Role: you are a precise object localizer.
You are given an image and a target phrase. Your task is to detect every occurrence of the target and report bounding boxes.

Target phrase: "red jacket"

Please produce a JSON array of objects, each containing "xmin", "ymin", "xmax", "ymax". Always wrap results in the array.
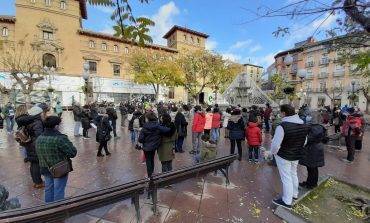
[
  {"xmin": 245, "ymin": 122, "xmax": 262, "ymax": 146},
  {"xmin": 192, "ymin": 112, "xmax": 206, "ymax": 133},
  {"xmin": 212, "ymin": 113, "xmax": 221, "ymax": 128}
]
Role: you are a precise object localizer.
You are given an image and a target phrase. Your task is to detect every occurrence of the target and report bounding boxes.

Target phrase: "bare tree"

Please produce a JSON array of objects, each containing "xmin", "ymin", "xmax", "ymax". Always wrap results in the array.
[
  {"xmin": 324, "ymin": 85, "xmax": 343, "ymax": 107},
  {"xmin": 0, "ymin": 38, "xmax": 47, "ymax": 105}
]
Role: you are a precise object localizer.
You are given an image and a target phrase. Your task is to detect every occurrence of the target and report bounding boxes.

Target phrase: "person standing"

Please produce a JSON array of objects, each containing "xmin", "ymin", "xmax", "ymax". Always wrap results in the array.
[
  {"xmin": 227, "ymin": 109, "xmax": 245, "ymax": 161},
  {"xmin": 299, "ymin": 114, "xmax": 327, "ymax": 189},
  {"xmin": 222, "ymin": 107, "xmax": 231, "ymax": 138},
  {"xmin": 0, "ymin": 106, "xmax": 4, "ymax": 148},
  {"xmin": 119, "ymin": 102, "xmax": 128, "ymax": 127},
  {"xmin": 96, "ymin": 108, "xmax": 112, "ymax": 157},
  {"xmin": 80, "ymin": 105, "xmax": 91, "ymax": 139},
  {"xmin": 203, "ymin": 107, "xmax": 213, "ymax": 137},
  {"xmin": 158, "ymin": 113, "xmax": 176, "ymax": 172},
  {"xmin": 106, "ymin": 103, "xmax": 119, "ymax": 139},
  {"xmin": 332, "ymin": 108, "xmax": 341, "ymax": 133},
  {"xmin": 36, "ymin": 116, "xmax": 77, "ymax": 203},
  {"xmin": 3, "ymin": 102, "xmax": 15, "ymax": 134},
  {"xmin": 354, "ymin": 108, "xmax": 366, "ymax": 152},
  {"xmin": 138, "ymin": 112, "xmax": 170, "ymax": 178},
  {"xmin": 174, "ymin": 107, "xmax": 188, "ymax": 153},
  {"xmin": 268, "ymin": 104, "xmax": 309, "ymax": 209},
  {"xmin": 128, "ymin": 110, "xmax": 143, "ymax": 144},
  {"xmin": 191, "ymin": 106, "xmax": 205, "ymax": 156},
  {"xmin": 245, "ymin": 116, "xmax": 262, "ymax": 163},
  {"xmin": 72, "ymin": 103, "xmax": 82, "ymax": 137},
  {"xmin": 211, "ymin": 107, "xmax": 221, "ymax": 143},
  {"xmin": 263, "ymin": 103, "xmax": 272, "ymax": 132},
  {"xmin": 54, "ymin": 101, "xmax": 63, "ymax": 118}
]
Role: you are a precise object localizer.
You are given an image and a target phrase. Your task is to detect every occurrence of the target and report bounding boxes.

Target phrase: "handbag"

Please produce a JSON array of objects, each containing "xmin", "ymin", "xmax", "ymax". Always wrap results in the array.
[{"xmin": 48, "ymin": 160, "xmax": 72, "ymax": 178}]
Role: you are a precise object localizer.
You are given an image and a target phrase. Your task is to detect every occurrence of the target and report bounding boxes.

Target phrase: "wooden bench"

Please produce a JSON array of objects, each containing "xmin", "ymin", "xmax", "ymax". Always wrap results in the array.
[
  {"xmin": 0, "ymin": 178, "xmax": 149, "ymax": 223},
  {"xmin": 149, "ymin": 154, "xmax": 238, "ymax": 213}
]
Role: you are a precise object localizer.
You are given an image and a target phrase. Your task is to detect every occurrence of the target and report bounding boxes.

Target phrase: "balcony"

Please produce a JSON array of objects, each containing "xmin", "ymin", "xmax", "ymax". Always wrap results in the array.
[
  {"xmin": 306, "ymin": 74, "xmax": 314, "ymax": 79},
  {"xmin": 305, "ymin": 61, "xmax": 315, "ymax": 68},
  {"xmin": 319, "ymin": 58, "xmax": 330, "ymax": 66},
  {"xmin": 318, "ymin": 72, "xmax": 328, "ymax": 79},
  {"xmin": 333, "ymin": 70, "xmax": 345, "ymax": 77}
]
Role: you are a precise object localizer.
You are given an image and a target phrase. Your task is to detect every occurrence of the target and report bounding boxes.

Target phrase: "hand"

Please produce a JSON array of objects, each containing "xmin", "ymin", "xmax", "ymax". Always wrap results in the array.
[{"xmin": 263, "ymin": 150, "xmax": 272, "ymax": 159}]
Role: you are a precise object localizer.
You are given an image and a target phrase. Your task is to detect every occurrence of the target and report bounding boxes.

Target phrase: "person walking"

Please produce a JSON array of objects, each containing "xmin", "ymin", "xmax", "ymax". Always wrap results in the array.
[
  {"xmin": 72, "ymin": 103, "xmax": 82, "ymax": 137},
  {"xmin": 227, "ymin": 109, "xmax": 245, "ymax": 161},
  {"xmin": 81, "ymin": 105, "xmax": 92, "ymax": 139},
  {"xmin": 245, "ymin": 116, "xmax": 262, "ymax": 163},
  {"xmin": 174, "ymin": 106, "xmax": 188, "ymax": 153},
  {"xmin": 138, "ymin": 112, "xmax": 170, "ymax": 178},
  {"xmin": 158, "ymin": 113, "xmax": 176, "ymax": 172},
  {"xmin": 191, "ymin": 106, "xmax": 205, "ymax": 155},
  {"xmin": 36, "ymin": 116, "xmax": 77, "ymax": 203},
  {"xmin": 54, "ymin": 101, "xmax": 63, "ymax": 118},
  {"xmin": 263, "ymin": 103, "xmax": 272, "ymax": 132},
  {"xmin": 3, "ymin": 102, "xmax": 15, "ymax": 134},
  {"xmin": 299, "ymin": 113, "xmax": 328, "ymax": 190},
  {"xmin": 211, "ymin": 107, "xmax": 221, "ymax": 143},
  {"xmin": 106, "ymin": 103, "xmax": 119, "ymax": 139},
  {"xmin": 96, "ymin": 108, "xmax": 112, "ymax": 157},
  {"xmin": 268, "ymin": 104, "xmax": 310, "ymax": 209},
  {"xmin": 16, "ymin": 105, "xmax": 45, "ymax": 188}
]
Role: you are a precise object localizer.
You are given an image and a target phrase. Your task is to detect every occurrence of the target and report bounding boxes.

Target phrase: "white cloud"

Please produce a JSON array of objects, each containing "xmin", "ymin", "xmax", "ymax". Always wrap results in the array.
[
  {"xmin": 205, "ymin": 39, "xmax": 218, "ymax": 50},
  {"xmin": 100, "ymin": 26, "xmax": 115, "ymax": 35},
  {"xmin": 249, "ymin": 44, "xmax": 262, "ymax": 53},
  {"xmin": 150, "ymin": 1, "xmax": 180, "ymax": 44},
  {"xmin": 222, "ymin": 53, "xmax": 242, "ymax": 62},
  {"xmin": 95, "ymin": 5, "xmax": 114, "ymax": 14},
  {"xmin": 229, "ymin": 40, "xmax": 253, "ymax": 50}
]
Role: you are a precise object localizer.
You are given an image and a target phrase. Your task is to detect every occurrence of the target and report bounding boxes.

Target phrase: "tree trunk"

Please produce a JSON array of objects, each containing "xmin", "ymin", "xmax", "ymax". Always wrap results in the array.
[
  {"xmin": 24, "ymin": 93, "xmax": 31, "ymax": 107},
  {"xmin": 155, "ymin": 84, "xmax": 160, "ymax": 103},
  {"xmin": 215, "ymin": 91, "xmax": 218, "ymax": 103},
  {"xmin": 343, "ymin": 0, "xmax": 370, "ymax": 32}
]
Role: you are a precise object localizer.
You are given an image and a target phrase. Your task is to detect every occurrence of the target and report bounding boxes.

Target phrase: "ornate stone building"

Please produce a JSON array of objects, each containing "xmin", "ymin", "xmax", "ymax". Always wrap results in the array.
[{"xmin": 0, "ymin": 0, "xmax": 208, "ymax": 105}]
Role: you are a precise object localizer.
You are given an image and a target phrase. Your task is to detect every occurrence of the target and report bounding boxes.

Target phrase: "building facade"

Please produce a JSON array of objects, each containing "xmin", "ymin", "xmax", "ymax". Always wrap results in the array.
[
  {"xmin": 0, "ymin": 0, "xmax": 208, "ymax": 105},
  {"xmin": 274, "ymin": 36, "xmax": 367, "ymax": 111},
  {"xmin": 242, "ymin": 63, "xmax": 264, "ymax": 84}
]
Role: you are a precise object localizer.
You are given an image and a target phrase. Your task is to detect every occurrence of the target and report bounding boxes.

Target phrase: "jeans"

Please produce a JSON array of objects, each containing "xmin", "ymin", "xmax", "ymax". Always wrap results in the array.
[
  {"xmin": 264, "ymin": 118, "xmax": 270, "ymax": 132},
  {"xmin": 345, "ymin": 136, "xmax": 356, "ymax": 161},
  {"xmin": 192, "ymin": 132, "xmax": 202, "ymax": 152},
  {"xmin": 144, "ymin": 150, "xmax": 156, "ymax": 178},
  {"xmin": 6, "ymin": 117, "xmax": 14, "ymax": 133},
  {"xmin": 275, "ymin": 155, "xmax": 299, "ymax": 205},
  {"xmin": 30, "ymin": 161, "xmax": 43, "ymax": 184},
  {"xmin": 176, "ymin": 136, "xmax": 185, "ymax": 152},
  {"xmin": 74, "ymin": 121, "xmax": 81, "ymax": 136},
  {"xmin": 98, "ymin": 141, "xmax": 109, "ymax": 155},
  {"xmin": 131, "ymin": 130, "xmax": 139, "ymax": 144},
  {"xmin": 211, "ymin": 128, "xmax": 220, "ymax": 142},
  {"xmin": 43, "ymin": 172, "xmax": 68, "ymax": 203},
  {"xmin": 161, "ymin": 160, "xmax": 173, "ymax": 173},
  {"xmin": 248, "ymin": 146, "xmax": 259, "ymax": 160},
  {"xmin": 230, "ymin": 139, "xmax": 242, "ymax": 159},
  {"xmin": 305, "ymin": 166, "xmax": 318, "ymax": 187}
]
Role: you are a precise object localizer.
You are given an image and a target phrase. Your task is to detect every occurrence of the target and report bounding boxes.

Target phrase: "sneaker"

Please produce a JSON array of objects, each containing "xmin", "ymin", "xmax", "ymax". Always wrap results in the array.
[
  {"xmin": 106, "ymin": 152, "xmax": 111, "ymax": 156},
  {"xmin": 293, "ymin": 197, "xmax": 298, "ymax": 201},
  {"xmin": 272, "ymin": 198, "xmax": 292, "ymax": 209},
  {"xmin": 299, "ymin": 182, "xmax": 307, "ymax": 188},
  {"xmin": 82, "ymin": 137, "xmax": 90, "ymax": 140},
  {"xmin": 248, "ymin": 159, "xmax": 253, "ymax": 163},
  {"xmin": 341, "ymin": 158, "xmax": 353, "ymax": 163},
  {"xmin": 33, "ymin": 182, "xmax": 45, "ymax": 189},
  {"xmin": 97, "ymin": 153, "xmax": 104, "ymax": 157},
  {"xmin": 189, "ymin": 150, "xmax": 196, "ymax": 155}
]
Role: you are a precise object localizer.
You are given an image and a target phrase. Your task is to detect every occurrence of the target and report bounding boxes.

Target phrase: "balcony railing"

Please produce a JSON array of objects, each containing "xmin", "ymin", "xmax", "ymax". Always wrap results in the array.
[
  {"xmin": 333, "ymin": 70, "xmax": 345, "ymax": 77},
  {"xmin": 319, "ymin": 58, "xmax": 330, "ymax": 65},
  {"xmin": 318, "ymin": 72, "xmax": 329, "ymax": 78},
  {"xmin": 305, "ymin": 61, "xmax": 315, "ymax": 68}
]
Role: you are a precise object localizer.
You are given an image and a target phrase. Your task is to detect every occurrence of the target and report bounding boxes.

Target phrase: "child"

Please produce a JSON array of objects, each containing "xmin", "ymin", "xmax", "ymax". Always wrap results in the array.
[
  {"xmin": 245, "ymin": 116, "xmax": 262, "ymax": 163},
  {"xmin": 199, "ymin": 134, "xmax": 217, "ymax": 162}
]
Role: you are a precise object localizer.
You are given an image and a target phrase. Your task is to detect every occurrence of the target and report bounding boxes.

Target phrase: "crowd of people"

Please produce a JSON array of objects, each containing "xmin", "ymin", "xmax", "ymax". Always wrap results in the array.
[{"xmin": 0, "ymin": 99, "xmax": 367, "ymax": 211}]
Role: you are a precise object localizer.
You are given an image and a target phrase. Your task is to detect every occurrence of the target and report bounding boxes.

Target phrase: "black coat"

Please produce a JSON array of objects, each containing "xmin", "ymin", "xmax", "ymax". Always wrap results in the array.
[
  {"xmin": 96, "ymin": 115, "xmax": 112, "ymax": 142},
  {"xmin": 299, "ymin": 124, "xmax": 327, "ymax": 168},
  {"xmin": 72, "ymin": 106, "xmax": 82, "ymax": 121},
  {"xmin": 138, "ymin": 121, "xmax": 170, "ymax": 151},
  {"xmin": 81, "ymin": 109, "xmax": 91, "ymax": 129},
  {"xmin": 174, "ymin": 112, "xmax": 188, "ymax": 137},
  {"xmin": 227, "ymin": 116, "xmax": 245, "ymax": 140}
]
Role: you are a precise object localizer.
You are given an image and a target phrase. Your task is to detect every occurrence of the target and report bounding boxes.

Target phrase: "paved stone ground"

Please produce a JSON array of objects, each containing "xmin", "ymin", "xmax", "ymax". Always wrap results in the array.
[{"xmin": 0, "ymin": 112, "xmax": 369, "ymax": 223}]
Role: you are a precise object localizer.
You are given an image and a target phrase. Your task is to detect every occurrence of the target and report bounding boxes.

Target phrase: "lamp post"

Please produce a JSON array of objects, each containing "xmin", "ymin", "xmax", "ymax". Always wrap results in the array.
[
  {"xmin": 282, "ymin": 53, "xmax": 293, "ymax": 104},
  {"xmin": 349, "ymin": 80, "xmax": 357, "ymax": 106},
  {"xmin": 82, "ymin": 62, "xmax": 91, "ymax": 104},
  {"xmin": 298, "ymin": 69, "xmax": 306, "ymax": 107},
  {"xmin": 43, "ymin": 66, "xmax": 55, "ymax": 105}
]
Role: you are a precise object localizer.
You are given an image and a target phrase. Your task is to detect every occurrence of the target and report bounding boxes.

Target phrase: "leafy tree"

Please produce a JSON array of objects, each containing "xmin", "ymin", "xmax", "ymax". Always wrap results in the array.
[
  {"xmin": 0, "ymin": 38, "xmax": 47, "ymax": 105},
  {"xmin": 129, "ymin": 51, "xmax": 183, "ymax": 102},
  {"xmin": 88, "ymin": 0, "xmax": 154, "ymax": 44}
]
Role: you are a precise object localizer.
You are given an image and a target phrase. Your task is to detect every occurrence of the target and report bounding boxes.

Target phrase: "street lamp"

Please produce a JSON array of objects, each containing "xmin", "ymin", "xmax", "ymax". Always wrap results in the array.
[
  {"xmin": 284, "ymin": 53, "xmax": 293, "ymax": 67},
  {"xmin": 348, "ymin": 80, "xmax": 357, "ymax": 106},
  {"xmin": 43, "ymin": 65, "xmax": 55, "ymax": 105},
  {"xmin": 298, "ymin": 69, "xmax": 306, "ymax": 106},
  {"xmin": 82, "ymin": 62, "xmax": 90, "ymax": 104}
]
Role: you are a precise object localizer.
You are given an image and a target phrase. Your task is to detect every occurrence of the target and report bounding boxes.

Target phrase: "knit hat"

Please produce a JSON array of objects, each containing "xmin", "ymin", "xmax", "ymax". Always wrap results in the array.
[
  {"xmin": 28, "ymin": 106, "xmax": 43, "ymax": 116},
  {"xmin": 44, "ymin": 116, "xmax": 61, "ymax": 129}
]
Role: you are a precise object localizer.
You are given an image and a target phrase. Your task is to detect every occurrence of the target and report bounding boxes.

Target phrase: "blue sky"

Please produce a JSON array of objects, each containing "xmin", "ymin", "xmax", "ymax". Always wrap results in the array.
[{"xmin": 0, "ymin": 0, "xmax": 337, "ymax": 69}]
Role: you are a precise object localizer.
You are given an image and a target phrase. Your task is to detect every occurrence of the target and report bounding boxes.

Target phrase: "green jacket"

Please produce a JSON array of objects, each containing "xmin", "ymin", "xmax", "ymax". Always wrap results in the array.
[
  {"xmin": 157, "ymin": 123, "xmax": 176, "ymax": 162},
  {"xmin": 36, "ymin": 129, "xmax": 77, "ymax": 170}
]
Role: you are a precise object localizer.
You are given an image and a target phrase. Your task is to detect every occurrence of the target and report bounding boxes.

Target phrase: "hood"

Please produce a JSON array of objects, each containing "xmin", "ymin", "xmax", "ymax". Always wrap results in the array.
[
  {"xmin": 143, "ymin": 121, "xmax": 160, "ymax": 130},
  {"xmin": 230, "ymin": 115, "xmax": 242, "ymax": 123},
  {"xmin": 282, "ymin": 114, "xmax": 303, "ymax": 124},
  {"xmin": 248, "ymin": 122, "xmax": 258, "ymax": 127}
]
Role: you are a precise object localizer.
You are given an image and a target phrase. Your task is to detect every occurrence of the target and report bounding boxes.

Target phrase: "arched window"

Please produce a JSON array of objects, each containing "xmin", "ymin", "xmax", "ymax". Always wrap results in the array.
[
  {"xmin": 101, "ymin": 43, "xmax": 107, "ymax": 51},
  {"xmin": 45, "ymin": 0, "xmax": 51, "ymax": 6},
  {"xmin": 89, "ymin": 40, "xmax": 95, "ymax": 48},
  {"xmin": 43, "ymin": 53, "xmax": 56, "ymax": 68},
  {"xmin": 113, "ymin": 45, "xmax": 119, "ymax": 52},
  {"xmin": 2, "ymin": 27, "xmax": 8, "ymax": 37},
  {"xmin": 60, "ymin": 0, "xmax": 67, "ymax": 9},
  {"xmin": 124, "ymin": 47, "xmax": 129, "ymax": 54}
]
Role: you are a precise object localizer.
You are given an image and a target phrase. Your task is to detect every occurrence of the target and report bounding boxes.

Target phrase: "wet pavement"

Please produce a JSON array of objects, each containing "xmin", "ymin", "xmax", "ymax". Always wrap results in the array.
[{"xmin": 0, "ymin": 112, "xmax": 369, "ymax": 223}]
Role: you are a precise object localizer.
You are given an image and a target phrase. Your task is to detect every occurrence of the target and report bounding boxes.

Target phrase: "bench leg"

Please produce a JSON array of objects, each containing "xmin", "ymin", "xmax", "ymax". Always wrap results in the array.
[
  {"xmin": 133, "ymin": 194, "xmax": 141, "ymax": 223},
  {"xmin": 219, "ymin": 166, "xmax": 230, "ymax": 186},
  {"xmin": 152, "ymin": 186, "xmax": 158, "ymax": 214}
]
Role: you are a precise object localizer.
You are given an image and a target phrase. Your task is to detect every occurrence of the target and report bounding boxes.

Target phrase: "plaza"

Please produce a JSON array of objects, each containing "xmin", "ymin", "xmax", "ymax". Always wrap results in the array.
[{"xmin": 0, "ymin": 112, "xmax": 369, "ymax": 222}]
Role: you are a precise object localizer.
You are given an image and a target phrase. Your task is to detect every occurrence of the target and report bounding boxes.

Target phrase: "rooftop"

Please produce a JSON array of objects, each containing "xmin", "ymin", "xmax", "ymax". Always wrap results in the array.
[
  {"xmin": 243, "ymin": 63, "xmax": 263, "ymax": 68},
  {"xmin": 0, "ymin": 15, "xmax": 16, "ymax": 24},
  {"xmin": 76, "ymin": 0, "xmax": 87, "ymax": 19},
  {"xmin": 163, "ymin": 25, "xmax": 209, "ymax": 39},
  {"xmin": 78, "ymin": 30, "xmax": 178, "ymax": 53}
]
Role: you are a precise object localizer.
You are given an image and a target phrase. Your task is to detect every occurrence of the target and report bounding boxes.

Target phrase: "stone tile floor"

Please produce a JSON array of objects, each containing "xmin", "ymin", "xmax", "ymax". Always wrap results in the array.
[{"xmin": 0, "ymin": 112, "xmax": 369, "ymax": 223}]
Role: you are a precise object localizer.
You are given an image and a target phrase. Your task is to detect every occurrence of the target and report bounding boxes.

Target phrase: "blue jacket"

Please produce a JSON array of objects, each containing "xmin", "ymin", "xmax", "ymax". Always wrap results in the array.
[
  {"xmin": 227, "ymin": 115, "xmax": 245, "ymax": 140},
  {"xmin": 138, "ymin": 121, "xmax": 170, "ymax": 151}
]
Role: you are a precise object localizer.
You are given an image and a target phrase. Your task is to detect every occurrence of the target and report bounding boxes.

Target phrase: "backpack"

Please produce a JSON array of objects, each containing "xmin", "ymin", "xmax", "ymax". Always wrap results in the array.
[
  {"xmin": 15, "ymin": 126, "xmax": 31, "ymax": 146},
  {"xmin": 133, "ymin": 118, "xmax": 140, "ymax": 130},
  {"xmin": 341, "ymin": 116, "xmax": 362, "ymax": 137}
]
